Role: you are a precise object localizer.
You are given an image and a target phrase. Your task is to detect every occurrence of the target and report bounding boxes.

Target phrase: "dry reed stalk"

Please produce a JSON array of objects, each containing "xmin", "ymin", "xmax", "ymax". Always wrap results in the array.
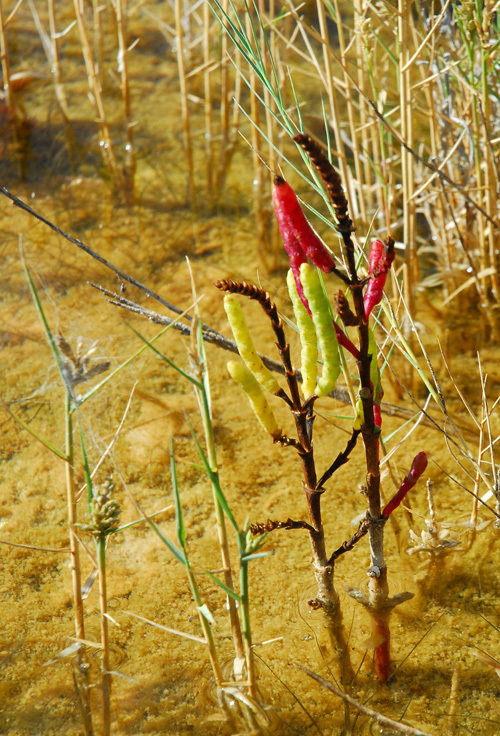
[
  {"xmin": 354, "ymin": 0, "xmax": 390, "ymax": 224},
  {"xmin": 174, "ymin": 0, "xmax": 196, "ymax": 207},
  {"xmin": 333, "ymin": 0, "xmax": 367, "ymax": 225},
  {"xmin": 300, "ymin": 666, "xmax": 435, "ymax": 736},
  {"xmin": 215, "ymin": 0, "xmax": 229, "ymax": 197},
  {"xmin": 0, "ymin": 0, "xmax": 14, "ymax": 119},
  {"xmin": 315, "ymin": 0, "xmax": 351, "ymax": 205},
  {"xmin": 446, "ymin": 664, "xmax": 460, "ymax": 736},
  {"xmin": 114, "ymin": 0, "xmax": 135, "ymax": 198},
  {"xmin": 73, "ymin": 0, "xmax": 122, "ymax": 186},
  {"xmin": 354, "ymin": 0, "xmax": 374, "ymax": 215},
  {"xmin": 428, "ymin": 64, "xmax": 457, "ymax": 294},
  {"xmin": 215, "ymin": 9, "xmax": 241, "ymax": 200},
  {"xmin": 479, "ymin": 3, "xmax": 500, "ymax": 307},
  {"xmin": 469, "ymin": 96, "xmax": 489, "ymax": 303},
  {"xmin": 203, "ymin": 0, "xmax": 214, "ymax": 201},
  {"xmin": 423, "ymin": 75, "xmax": 455, "ymax": 298},
  {"xmin": 398, "ymin": 0, "xmax": 417, "ymax": 320},
  {"xmin": 213, "ymin": 497, "xmax": 246, "ymax": 668},
  {"xmin": 47, "ymin": 0, "xmax": 69, "ymax": 118},
  {"xmin": 91, "ymin": 0, "xmax": 104, "ymax": 87},
  {"xmin": 245, "ymin": 8, "xmax": 269, "ymax": 269},
  {"xmin": 369, "ymin": 107, "xmax": 387, "ymax": 227},
  {"xmin": 469, "ymin": 412, "xmax": 485, "ymax": 530}
]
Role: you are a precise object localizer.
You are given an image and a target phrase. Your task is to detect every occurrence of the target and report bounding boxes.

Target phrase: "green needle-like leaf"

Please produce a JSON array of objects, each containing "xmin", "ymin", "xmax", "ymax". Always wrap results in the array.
[
  {"xmin": 170, "ymin": 438, "xmax": 186, "ymax": 550},
  {"xmin": 187, "ymin": 419, "xmax": 239, "ymax": 533},
  {"xmin": 127, "ymin": 323, "xmax": 204, "ymax": 390},
  {"xmin": 150, "ymin": 521, "xmax": 187, "ymax": 567},
  {"xmin": 2, "ymin": 403, "xmax": 66, "ymax": 460},
  {"xmin": 205, "ymin": 571, "xmax": 243, "ymax": 604}
]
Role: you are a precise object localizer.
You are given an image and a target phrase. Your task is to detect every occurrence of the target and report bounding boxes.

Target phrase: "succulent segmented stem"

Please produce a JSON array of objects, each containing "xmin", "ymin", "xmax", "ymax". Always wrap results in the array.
[
  {"xmin": 287, "ymin": 269, "xmax": 318, "ymax": 399},
  {"xmin": 216, "ymin": 279, "xmax": 302, "ymax": 411},
  {"xmin": 299, "ymin": 264, "xmax": 340, "ymax": 397},
  {"xmin": 223, "ymin": 293, "xmax": 281, "ymax": 395},
  {"xmin": 227, "ymin": 360, "xmax": 281, "ymax": 439}
]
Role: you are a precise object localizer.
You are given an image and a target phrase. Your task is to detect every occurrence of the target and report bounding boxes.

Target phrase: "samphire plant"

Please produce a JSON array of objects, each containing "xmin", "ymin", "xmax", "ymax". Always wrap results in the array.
[{"xmin": 217, "ymin": 132, "xmax": 428, "ymax": 684}]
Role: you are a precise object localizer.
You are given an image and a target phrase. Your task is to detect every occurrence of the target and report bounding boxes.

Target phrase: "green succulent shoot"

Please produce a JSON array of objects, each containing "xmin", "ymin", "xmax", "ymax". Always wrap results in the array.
[
  {"xmin": 227, "ymin": 360, "xmax": 281, "ymax": 439},
  {"xmin": 299, "ymin": 263, "xmax": 340, "ymax": 397},
  {"xmin": 287, "ymin": 269, "xmax": 318, "ymax": 399},
  {"xmin": 223, "ymin": 293, "xmax": 281, "ymax": 395}
]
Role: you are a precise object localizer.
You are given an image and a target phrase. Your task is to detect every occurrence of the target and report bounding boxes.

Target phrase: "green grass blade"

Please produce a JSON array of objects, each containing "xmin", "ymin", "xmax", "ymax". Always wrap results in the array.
[
  {"xmin": 114, "ymin": 506, "xmax": 170, "ymax": 533},
  {"xmin": 241, "ymin": 551, "xmax": 274, "ymax": 563},
  {"xmin": 127, "ymin": 323, "xmax": 204, "ymax": 390},
  {"xmin": 150, "ymin": 521, "xmax": 187, "ymax": 566},
  {"xmin": 23, "ymin": 260, "xmax": 71, "ymax": 395},
  {"xmin": 187, "ymin": 420, "xmax": 239, "ymax": 532},
  {"xmin": 2, "ymin": 402, "xmax": 66, "ymax": 459},
  {"xmin": 205, "ymin": 571, "xmax": 243, "ymax": 604},
  {"xmin": 170, "ymin": 438, "xmax": 186, "ymax": 550},
  {"xmin": 77, "ymin": 419, "xmax": 94, "ymax": 509}
]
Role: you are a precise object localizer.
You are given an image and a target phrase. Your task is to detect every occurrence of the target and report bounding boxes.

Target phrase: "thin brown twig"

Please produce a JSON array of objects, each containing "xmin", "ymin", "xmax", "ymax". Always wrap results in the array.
[
  {"xmin": 1, "ymin": 189, "xmax": 450, "ymax": 432},
  {"xmin": 249, "ymin": 518, "xmax": 316, "ymax": 535},
  {"xmin": 297, "ymin": 666, "xmax": 435, "ymax": 736},
  {"xmin": 0, "ymin": 539, "xmax": 71, "ymax": 552}
]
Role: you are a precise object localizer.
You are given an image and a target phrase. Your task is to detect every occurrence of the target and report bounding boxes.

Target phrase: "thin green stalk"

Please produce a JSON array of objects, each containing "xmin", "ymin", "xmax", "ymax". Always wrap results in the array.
[
  {"xmin": 238, "ymin": 536, "xmax": 256, "ymax": 697},
  {"xmin": 169, "ymin": 442, "xmax": 226, "ymax": 693},
  {"xmin": 192, "ymin": 318, "xmax": 245, "ymax": 665},
  {"xmin": 23, "ymin": 258, "xmax": 94, "ymax": 733},
  {"xmin": 65, "ymin": 394, "xmax": 93, "ymax": 736},
  {"xmin": 97, "ymin": 536, "xmax": 111, "ymax": 736}
]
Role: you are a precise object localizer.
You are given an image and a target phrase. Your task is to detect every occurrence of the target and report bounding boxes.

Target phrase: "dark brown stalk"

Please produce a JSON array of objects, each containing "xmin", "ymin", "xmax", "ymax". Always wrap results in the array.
[
  {"xmin": 316, "ymin": 428, "xmax": 361, "ymax": 489},
  {"xmin": 215, "ymin": 278, "xmax": 353, "ymax": 684},
  {"xmin": 335, "ymin": 290, "xmax": 360, "ymax": 327},
  {"xmin": 328, "ymin": 515, "xmax": 370, "ymax": 563},
  {"xmin": 296, "ymin": 137, "xmax": 408, "ymax": 681}
]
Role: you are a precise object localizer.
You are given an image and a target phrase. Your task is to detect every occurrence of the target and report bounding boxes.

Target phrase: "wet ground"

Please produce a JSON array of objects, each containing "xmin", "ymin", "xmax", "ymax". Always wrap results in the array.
[{"xmin": 1, "ymin": 1, "xmax": 500, "ymax": 735}]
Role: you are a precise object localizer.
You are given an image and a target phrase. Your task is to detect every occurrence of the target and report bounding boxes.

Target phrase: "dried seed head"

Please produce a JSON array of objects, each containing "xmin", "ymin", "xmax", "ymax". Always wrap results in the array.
[
  {"xmin": 84, "ymin": 479, "xmax": 121, "ymax": 538},
  {"xmin": 292, "ymin": 134, "xmax": 354, "ymax": 233},
  {"xmin": 334, "ymin": 290, "xmax": 359, "ymax": 326}
]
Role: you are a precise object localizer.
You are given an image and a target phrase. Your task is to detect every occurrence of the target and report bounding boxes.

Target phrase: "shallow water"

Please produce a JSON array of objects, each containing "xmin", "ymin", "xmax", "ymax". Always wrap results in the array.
[{"xmin": 1, "ymin": 2, "xmax": 500, "ymax": 735}]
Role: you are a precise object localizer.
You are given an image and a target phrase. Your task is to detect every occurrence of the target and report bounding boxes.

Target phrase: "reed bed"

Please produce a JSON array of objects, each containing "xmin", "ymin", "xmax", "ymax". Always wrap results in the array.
[{"xmin": 1, "ymin": 0, "xmax": 500, "ymax": 734}]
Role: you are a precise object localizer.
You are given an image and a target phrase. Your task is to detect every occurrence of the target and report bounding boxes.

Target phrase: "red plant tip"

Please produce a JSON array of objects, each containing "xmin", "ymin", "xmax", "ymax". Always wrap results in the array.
[
  {"xmin": 409, "ymin": 451, "xmax": 428, "ymax": 479},
  {"xmin": 272, "ymin": 177, "xmax": 337, "ymax": 274},
  {"xmin": 364, "ymin": 238, "xmax": 396, "ymax": 318},
  {"xmin": 382, "ymin": 451, "xmax": 428, "ymax": 517},
  {"xmin": 368, "ymin": 239, "xmax": 395, "ymax": 274},
  {"xmin": 333, "ymin": 321, "xmax": 360, "ymax": 359}
]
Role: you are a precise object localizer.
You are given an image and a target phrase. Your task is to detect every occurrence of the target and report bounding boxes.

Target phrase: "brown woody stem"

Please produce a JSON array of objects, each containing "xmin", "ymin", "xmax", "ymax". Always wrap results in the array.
[{"xmin": 217, "ymin": 278, "xmax": 353, "ymax": 684}]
